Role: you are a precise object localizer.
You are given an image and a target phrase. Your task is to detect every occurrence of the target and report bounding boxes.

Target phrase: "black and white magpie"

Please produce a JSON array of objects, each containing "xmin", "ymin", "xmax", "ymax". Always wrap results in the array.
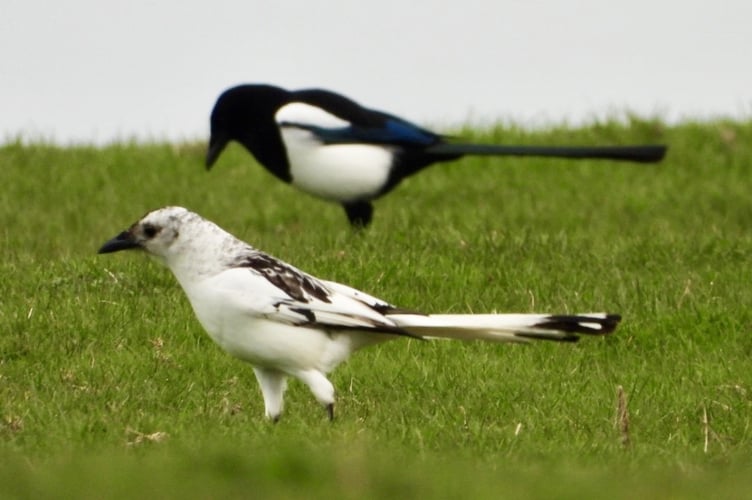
[
  {"xmin": 206, "ymin": 84, "xmax": 667, "ymax": 227},
  {"xmin": 99, "ymin": 206, "xmax": 620, "ymax": 421}
]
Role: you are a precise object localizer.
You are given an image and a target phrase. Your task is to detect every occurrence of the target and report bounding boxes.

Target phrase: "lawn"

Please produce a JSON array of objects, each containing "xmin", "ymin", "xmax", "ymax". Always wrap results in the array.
[{"xmin": 1, "ymin": 117, "xmax": 752, "ymax": 498}]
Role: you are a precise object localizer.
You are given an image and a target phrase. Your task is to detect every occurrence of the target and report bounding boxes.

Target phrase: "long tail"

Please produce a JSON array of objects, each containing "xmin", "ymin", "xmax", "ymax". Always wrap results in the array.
[
  {"xmin": 426, "ymin": 143, "xmax": 667, "ymax": 163},
  {"xmin": 387, "ymin": 312, "xmax": 621, "ymax": 343}
]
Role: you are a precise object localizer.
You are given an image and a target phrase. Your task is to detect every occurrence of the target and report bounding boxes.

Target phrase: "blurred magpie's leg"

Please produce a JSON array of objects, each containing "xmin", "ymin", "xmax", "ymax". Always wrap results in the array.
[{"xmin": 343, "ymin": 201, "xmax": 374, "ymax": 228}]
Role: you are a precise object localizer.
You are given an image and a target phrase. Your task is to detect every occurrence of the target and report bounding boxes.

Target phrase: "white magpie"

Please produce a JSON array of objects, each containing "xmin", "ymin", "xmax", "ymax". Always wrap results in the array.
[
  {"xmin": 99, "ymin": 206, "xmax": 620, "ymax": 421},
  {"xmin": 206, "ymin": 84, "xmax": 668, "ymax": 227}
]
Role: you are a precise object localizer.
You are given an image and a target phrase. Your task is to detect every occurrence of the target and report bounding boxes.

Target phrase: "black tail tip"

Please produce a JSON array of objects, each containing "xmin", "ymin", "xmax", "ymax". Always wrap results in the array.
[
  {"xmin": 539, "ymin": 313, "xmax": 622, "ymax": 335},
  {"xmin": 600, "ymin": 313, "xmax": 622, "ymax": 334},
  {"xmin": 641, "ymin": 145, "xmax": 668, "ymax": 163}
]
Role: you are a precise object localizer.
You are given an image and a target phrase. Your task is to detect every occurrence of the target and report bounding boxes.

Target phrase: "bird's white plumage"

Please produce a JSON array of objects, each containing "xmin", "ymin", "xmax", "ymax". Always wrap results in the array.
[
  {"xmin": 185, "ymin": 267, "xmax": 395, "ymax": 368},
  {"xmin": 101, "ymin": 207, "xmax": 619, "ymax": 420},
  {"xmin": 275, "ymin": 102, "xmax": 393, "ymax": 202}
]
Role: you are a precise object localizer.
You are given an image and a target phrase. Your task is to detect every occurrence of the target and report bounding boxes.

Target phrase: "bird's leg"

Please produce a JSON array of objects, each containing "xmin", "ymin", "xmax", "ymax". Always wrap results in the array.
[
  {"xmin": 343, "ymin": 201, "xmax": 374, "ymax": 228},
  {"xmin": 326, "ymin": 403, "xmax": 335, "ymax": 421},
  {"xmin": 253, "ymin": 367, "xmax": 288, "ymax": 421},
  {"xmin": 294, "ymin": 369, "xmax": 337, "ymax": 420}
]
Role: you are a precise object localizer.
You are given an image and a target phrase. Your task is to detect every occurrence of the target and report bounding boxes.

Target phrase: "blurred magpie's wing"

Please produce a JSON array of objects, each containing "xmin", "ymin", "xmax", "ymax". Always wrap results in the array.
[{"xmin": 277, "ymin": 89, "xmax": 442, "ymax": 147}]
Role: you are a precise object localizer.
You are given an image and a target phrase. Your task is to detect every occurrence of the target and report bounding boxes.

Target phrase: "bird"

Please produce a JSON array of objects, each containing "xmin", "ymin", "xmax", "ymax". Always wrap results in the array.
[
  {"xmin": 99, "ymin": 206, "xmax": 620, "ymax": 421},
  {"xmin": 206, "ymin": 84, "xmax": 667, "ymax": 227}
]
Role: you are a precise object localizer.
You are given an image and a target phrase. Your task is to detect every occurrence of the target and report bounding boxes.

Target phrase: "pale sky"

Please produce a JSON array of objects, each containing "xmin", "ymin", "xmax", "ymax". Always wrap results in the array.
[{"xmin": 2, "ymin": 0, "xmax": 750, "ymax": 144}]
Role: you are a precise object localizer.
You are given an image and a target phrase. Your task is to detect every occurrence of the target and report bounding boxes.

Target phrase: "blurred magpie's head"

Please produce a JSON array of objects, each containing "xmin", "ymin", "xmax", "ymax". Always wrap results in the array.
[{"xmin": 206, "ymin": 84, "xmax": 290, "ymax": 168}]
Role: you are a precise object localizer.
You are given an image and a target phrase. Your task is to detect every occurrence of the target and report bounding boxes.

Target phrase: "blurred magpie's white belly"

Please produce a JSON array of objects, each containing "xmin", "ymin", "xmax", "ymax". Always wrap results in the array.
[{"xmin": 279, "ymin": 128, "xmax": 393, "ymax": 203}]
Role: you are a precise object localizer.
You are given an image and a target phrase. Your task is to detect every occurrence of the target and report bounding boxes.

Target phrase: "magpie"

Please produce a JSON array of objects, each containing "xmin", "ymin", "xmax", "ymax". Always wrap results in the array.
[
  {"xmin": 99, "ymin": 206, "xmax": 621, "ymax": 421},
  {"xmin": 206, "ymin": 84, "xmax": 668, "ymax": 227}
]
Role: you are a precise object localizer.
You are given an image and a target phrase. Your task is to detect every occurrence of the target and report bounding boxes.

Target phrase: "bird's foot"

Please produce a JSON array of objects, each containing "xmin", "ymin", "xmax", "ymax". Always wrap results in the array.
[{"xmin": 326, "ymin": 403, "xmax": 335, "ymax": 421}]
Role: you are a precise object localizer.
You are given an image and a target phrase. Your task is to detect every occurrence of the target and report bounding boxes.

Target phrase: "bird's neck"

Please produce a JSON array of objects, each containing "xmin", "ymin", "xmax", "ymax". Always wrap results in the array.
[{"xmin": 163, "ymin": 229, "xmax": 252, "ymax": 287}]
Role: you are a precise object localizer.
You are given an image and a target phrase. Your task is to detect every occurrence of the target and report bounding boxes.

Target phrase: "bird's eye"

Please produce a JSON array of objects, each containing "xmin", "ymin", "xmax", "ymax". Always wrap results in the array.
[{"xmin": 143, "ymin": 224, "xmax": 159, "ymax": 238}]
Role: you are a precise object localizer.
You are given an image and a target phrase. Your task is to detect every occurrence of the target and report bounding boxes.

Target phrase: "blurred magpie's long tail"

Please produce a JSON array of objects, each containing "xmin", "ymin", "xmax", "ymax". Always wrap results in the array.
[{"xmin": 427, "ymin": 143, "xmax": 667, "ymax": 163}]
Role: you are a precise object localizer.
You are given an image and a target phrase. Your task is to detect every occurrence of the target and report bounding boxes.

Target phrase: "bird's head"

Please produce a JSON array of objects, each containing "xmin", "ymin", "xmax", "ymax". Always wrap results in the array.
[
  {"xmin": 99, "ymin": 207, "xmax": 251, "ymax": 282},
  {"xmin": 98, "ymin": 206, "xmax": 193, "ymax": 262},
  {"xmin": 206, "ymin": 84, "xmax": 291, "ymax": 169}
]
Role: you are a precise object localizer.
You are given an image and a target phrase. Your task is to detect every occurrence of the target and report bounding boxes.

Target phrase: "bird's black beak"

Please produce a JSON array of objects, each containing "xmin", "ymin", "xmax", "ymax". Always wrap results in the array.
[
  {"xmin": 98, "ymin": 230, "xmax": 140, "ymax": 254},
  {"xmin": 205, "ymin": 134, "xmax": 229, "ymax": 170}
]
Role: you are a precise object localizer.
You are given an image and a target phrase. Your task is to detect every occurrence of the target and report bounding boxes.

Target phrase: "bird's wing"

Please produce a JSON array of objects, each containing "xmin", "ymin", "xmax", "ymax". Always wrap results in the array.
[
  {"xmin": 320, "ymin": 279, "xmax": 423, "ymax": 316},
  {"xmin": 275, "ymin": 88, "xmax": 442, "ymax": 147},
  {"xmin": 207, "ymin": 255, "xmax": 415, "ymax": 336}
]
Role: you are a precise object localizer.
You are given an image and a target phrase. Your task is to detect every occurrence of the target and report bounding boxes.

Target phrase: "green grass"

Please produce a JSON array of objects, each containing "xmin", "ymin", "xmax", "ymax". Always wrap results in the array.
[{"xmin": 2, "ymin": 117, "xmax": 752, "ymax": 497}]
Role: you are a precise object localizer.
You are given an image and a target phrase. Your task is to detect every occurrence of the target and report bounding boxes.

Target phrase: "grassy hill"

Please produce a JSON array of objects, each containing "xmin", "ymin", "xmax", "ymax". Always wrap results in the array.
[{"xmin": 2, "ymin": 118, "xmax": 751, "ymax": 498}]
